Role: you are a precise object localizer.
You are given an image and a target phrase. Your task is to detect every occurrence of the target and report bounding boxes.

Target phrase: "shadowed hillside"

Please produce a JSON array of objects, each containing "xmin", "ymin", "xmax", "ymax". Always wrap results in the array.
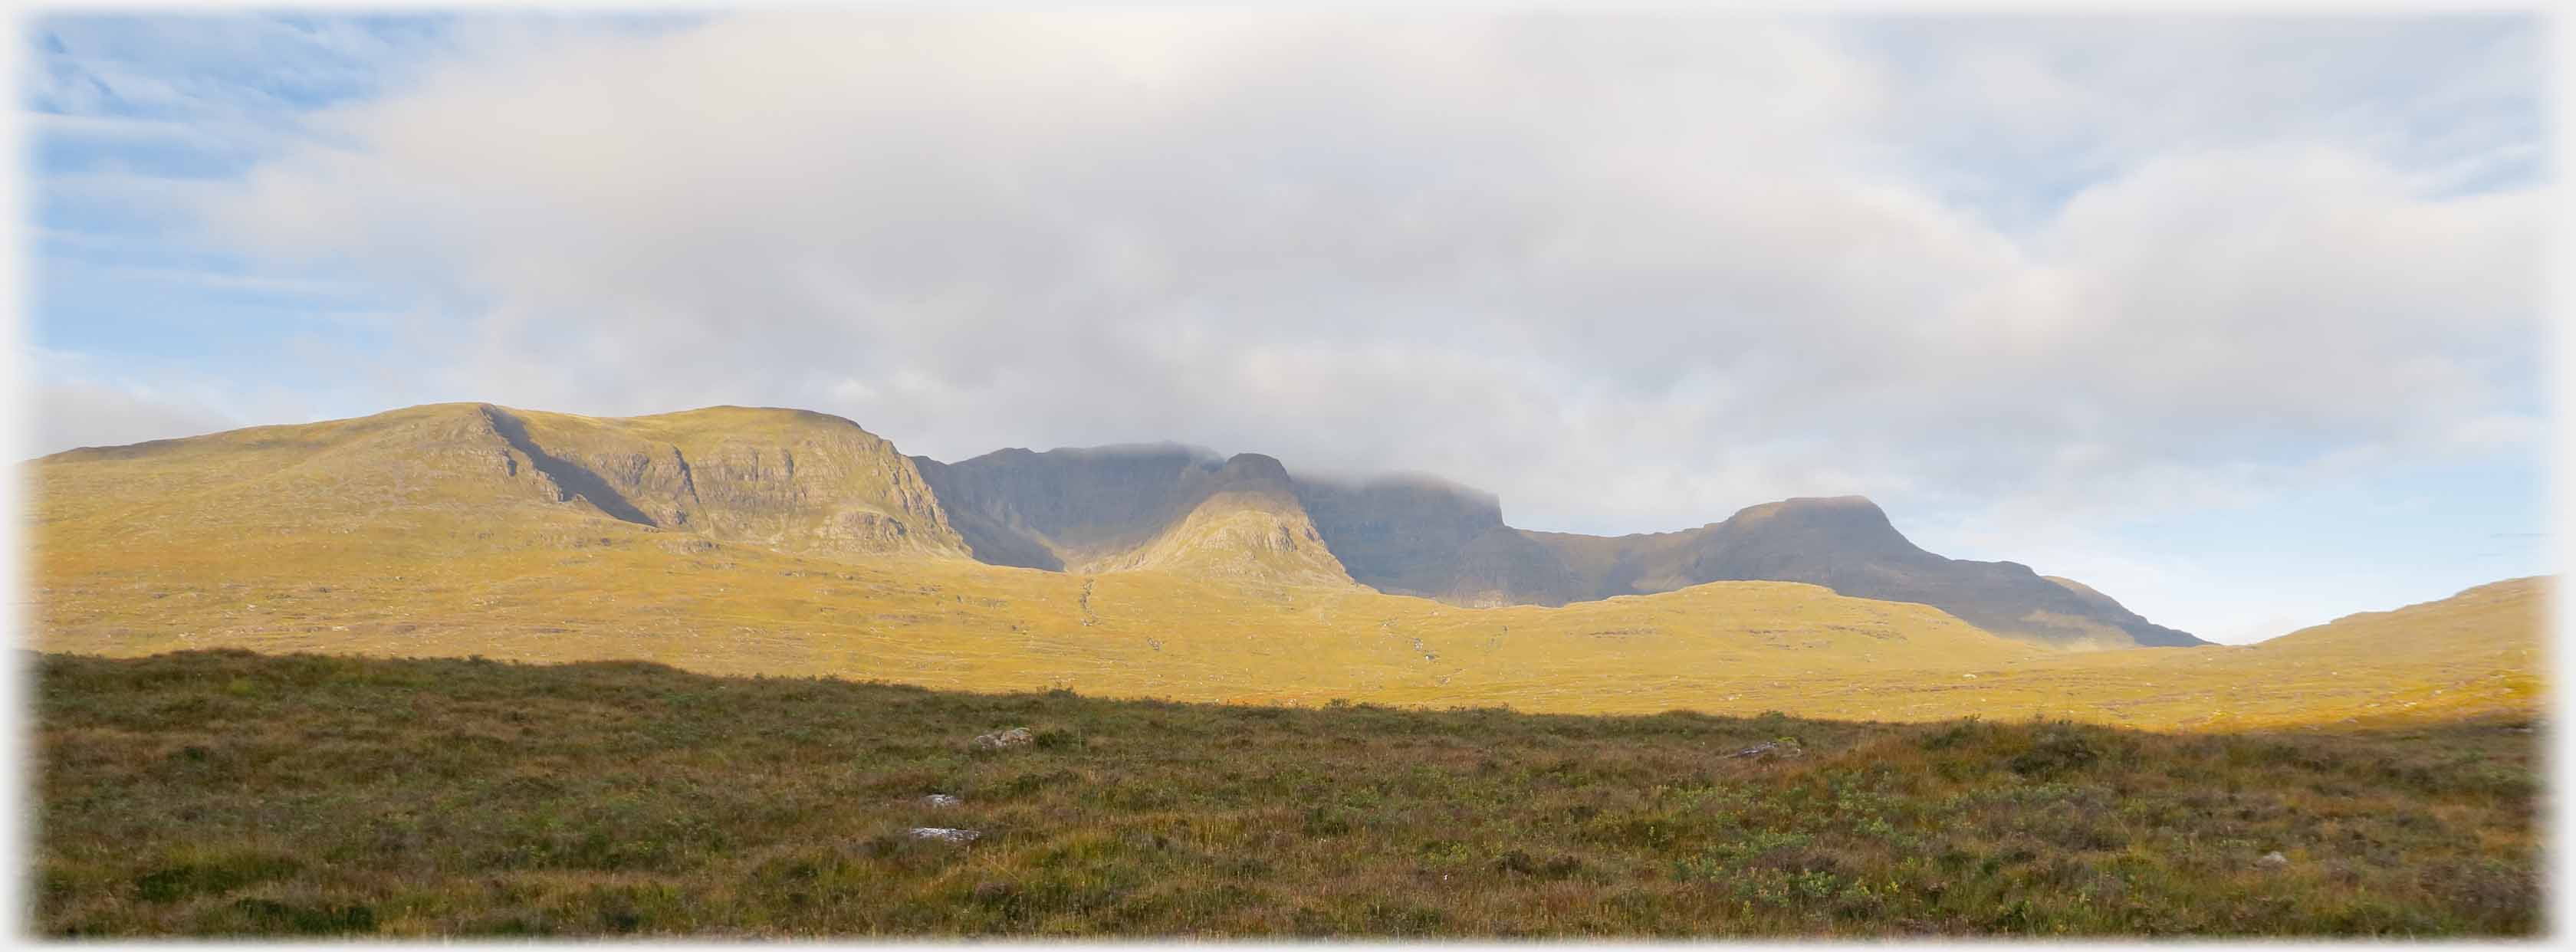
[
  {"xmin": 1295, "ymin": 475, "xmax": 1591, "ymax": 606},
  {"xmin": 1526, "ymin": 497, "xmax": 2205, "ymax": 648},
  {"xmin": 916, "ymin": 445, "xmax": 1349, "ymax": 586},
  {"xmin": 1295, "ymin": 481, "xmax": 2200, "ymax": 648}
]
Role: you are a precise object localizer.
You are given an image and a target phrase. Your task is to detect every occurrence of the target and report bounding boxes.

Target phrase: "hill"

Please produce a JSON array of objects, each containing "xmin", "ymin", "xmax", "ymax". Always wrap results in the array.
[
  {"xmin": 916, "ymin": 445, "xmax": 1349, "ymax": 586},
  {"xmin": 32, "ymin": 650, "xmax": 2539, "ymax": 937},
  {"xmin": 26, "ymin": 402, "xmax": 2547, "ymax": 728},
  {"xmin": 1936, "ymin": 576, "xmax": 2547, "ymax": 730},
  {"xmin": 30, "ymin": 402, "xmax": 2071, "ymax": 723},
  {"xmin": 1296, "ymin": 482, "xmax": 2203, "ymax": 648},
  {"xmin": 33, "ymin": 402, "xmax": 971, "ymax": 566},
  {"xmin": 38, "ymin": 401, "xmax": 2203, "ymax": 648}
]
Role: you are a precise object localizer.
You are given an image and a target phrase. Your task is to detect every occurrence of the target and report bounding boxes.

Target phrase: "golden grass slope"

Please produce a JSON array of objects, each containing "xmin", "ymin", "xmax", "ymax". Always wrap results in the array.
[{"xmin": 26, "ymin": 405, "xmax": 2549, "ymax": 730}]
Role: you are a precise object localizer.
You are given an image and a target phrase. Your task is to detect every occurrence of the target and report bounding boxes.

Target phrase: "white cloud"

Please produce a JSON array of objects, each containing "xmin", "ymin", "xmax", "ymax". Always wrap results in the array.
[
  {"xmin": 175, "ymin": 11, "xmax": 2545, "ymax": 629},
  {"xmin": 25, "ymin": 379, "xmax": 235, "ymax": 458},
  {"xmin": 18, "ymin": 347, "xmax": 406, "ymax": 459}
]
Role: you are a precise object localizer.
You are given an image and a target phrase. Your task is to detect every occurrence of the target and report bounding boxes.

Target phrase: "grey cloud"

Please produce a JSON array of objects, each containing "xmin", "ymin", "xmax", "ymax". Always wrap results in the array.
[
  {"xmin": 194, "ymin": 12, "xmax": 2543, "ymax": 544},
  {"xmin": 27, "ymin": 382, "xmax": 237, "ymax": 458}
]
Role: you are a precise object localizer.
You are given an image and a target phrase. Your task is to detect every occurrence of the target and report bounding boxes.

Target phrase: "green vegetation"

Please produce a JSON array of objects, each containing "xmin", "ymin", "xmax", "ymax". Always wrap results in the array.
[{"xmin": 36, "ymin": 650, "xmax": 2539, "ymax": 937}]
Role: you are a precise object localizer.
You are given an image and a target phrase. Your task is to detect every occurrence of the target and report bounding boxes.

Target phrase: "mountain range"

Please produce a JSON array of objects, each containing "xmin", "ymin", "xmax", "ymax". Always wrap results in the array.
[
  {"xmin": 39, "ymin": 402, "xmax": 2198, "ymax": 649},
  {"xmin": 928, "ymin": 442, "xmax": 2204, "ymax": 648},
  {"xmin": 28, "ymin": 401, "xmax": 2548, "ymax": 729}
]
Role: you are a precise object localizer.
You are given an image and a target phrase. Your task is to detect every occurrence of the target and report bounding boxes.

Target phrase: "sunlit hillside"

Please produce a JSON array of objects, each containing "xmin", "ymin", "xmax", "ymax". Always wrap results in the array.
[{"xmin": 27, "ymin": 404, "xmax": 2548, "ymax": 729}]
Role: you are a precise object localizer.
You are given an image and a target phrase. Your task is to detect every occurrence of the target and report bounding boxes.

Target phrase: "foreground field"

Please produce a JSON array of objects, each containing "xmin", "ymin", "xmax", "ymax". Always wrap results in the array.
[{"xmin": 35, "ymin": 650, "xmax": 2540, "ymax": 937}]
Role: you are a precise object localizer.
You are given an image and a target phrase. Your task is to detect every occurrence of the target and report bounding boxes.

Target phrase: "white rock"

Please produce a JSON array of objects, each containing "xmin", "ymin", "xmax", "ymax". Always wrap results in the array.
[
  {"xmin": 910, "ymin": 826, "xmax": 981, "ymax": 843},
  {"xmin": 971, "ymin": 727, "xmax": 1034, "ymax": 750},
  {"xmin": 922, "ymin": 793, "xmax": 961, "ymax": 808}
]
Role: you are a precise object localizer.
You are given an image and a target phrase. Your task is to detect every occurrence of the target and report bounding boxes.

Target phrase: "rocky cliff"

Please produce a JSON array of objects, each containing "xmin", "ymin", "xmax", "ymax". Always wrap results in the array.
[
  {"xmin": 35, "ymin": 403, "xmax": 971, "ymax": 560},
  {"xmin": 916, "ymin": 444, "xmax": 1352, "ymax": 586},
  {"xmin": 1294, "ymin": 475, "xmax": 1587, "ymax": 606},
  {"xmin": 485, "ymin": 405, "xmax": 968, "ymax": 558}
]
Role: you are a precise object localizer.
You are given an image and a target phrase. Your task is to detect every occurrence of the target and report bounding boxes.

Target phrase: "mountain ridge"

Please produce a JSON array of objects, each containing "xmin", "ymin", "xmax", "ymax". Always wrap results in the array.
[{"xmin": 38, "ymin": 402, "xmax": 2199, "ymax": 647}]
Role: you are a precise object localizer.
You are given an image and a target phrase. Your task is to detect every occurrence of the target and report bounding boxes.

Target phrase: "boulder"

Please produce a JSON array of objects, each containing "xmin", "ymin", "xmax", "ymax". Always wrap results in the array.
[
  {"xmin": 971, "ymin": 727, "xmax": 1034, "ymax": 751},
  {"xmin": 1727, "ymin": 739, "xmax": 1806, "ymax": 760}
]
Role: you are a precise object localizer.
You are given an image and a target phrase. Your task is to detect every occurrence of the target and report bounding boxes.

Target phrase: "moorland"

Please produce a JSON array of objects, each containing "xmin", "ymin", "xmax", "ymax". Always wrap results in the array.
[{"xmin": 23, "ymin": 402, "xmax": 2551, "ymax": 937}]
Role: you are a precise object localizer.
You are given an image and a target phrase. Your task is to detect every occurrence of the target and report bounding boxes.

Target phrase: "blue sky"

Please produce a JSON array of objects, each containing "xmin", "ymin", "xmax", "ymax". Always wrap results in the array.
[{"xmin": 18, "ymin": 11, "xmax": 2553, "ymax": 644}]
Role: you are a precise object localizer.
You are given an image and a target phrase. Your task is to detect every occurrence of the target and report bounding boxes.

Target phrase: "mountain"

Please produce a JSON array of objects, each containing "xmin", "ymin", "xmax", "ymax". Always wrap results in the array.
[
  {"xmin": 483, "ymin": 405, "xmax": 969, "ymax": 559},
  {"xmin": 1297, "ymin": 482, "xmax": 2200, "ymax": 648},
  {"xmin": 34, "ymin": 402, "xmax": 971, "ymax": 567},
  {"xmin": 915, "ymin": 445, "xmax": 1351, "ymax": 586},
  {"xmin": 27, "ymin": 402, "xmax": 2542, "ymax": 728},
  {"xmin": 922, "ymin": 447, "xmax": 2199, "ymax": 647},
  {"xmin": 1526, "ymin": 497, "xmax": 2205, "ymax": 648},
  {"xmin": 1294, "ymin": 475, "xmax": 1588, "ymax": 606},
  {"xmin": 37, "ymin": 402, "xmax": 2196, "ymax": 647}
]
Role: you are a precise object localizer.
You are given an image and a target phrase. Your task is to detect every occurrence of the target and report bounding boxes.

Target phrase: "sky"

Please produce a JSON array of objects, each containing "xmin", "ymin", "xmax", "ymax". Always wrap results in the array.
[{"xmin": 16, "ymin": 10, "xmax": 2554, "ymax": 645}]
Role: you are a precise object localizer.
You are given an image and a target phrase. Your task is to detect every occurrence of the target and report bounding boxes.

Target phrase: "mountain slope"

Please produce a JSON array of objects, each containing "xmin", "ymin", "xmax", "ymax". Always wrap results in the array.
[
  {"xmin": 41, "ymin": 403, "xmax": 2193, "ymax": 648},
  {"xmin": 2259, "ymin": 577, "xmax": 2546, "ymax": 657},
  {"xmin": 1293, "ymin": 480, "xmax": 2202, "ymax": 648},
  {"xmin": 1965, "ymin": 576, "xmax": 2550, "ymax": 728},
  {"xmin": 1295, "ymin": 475, "xmax": 1585, "ymax": 606},
  {"xmin": 916, "ymin": 444, "xmax": 1354, "ymax": 586},
  {"xmin": 1529, "ymin": 497, "xmax": 2204, "ymax": 648},
  {"xmin": 489, "ymin": 405, "xmax": 969, "ymax": 558},
  {"xmin": 33, "ymin": 403, "xmax": 971, "ymax": 567},
  {"xmin": 1086, "ymin": 454, "xmax": 1352, "ymax": 586},
  {"xmin": 26, "ymin": 402, "xmax": 2542, "ymax": 727}
]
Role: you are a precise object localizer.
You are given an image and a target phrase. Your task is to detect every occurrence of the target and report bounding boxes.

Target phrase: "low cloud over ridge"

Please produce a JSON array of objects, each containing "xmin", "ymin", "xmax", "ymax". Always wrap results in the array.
[{"xmin": 116, "ymin": 12, "xmax": 2546, "ymax": 640}]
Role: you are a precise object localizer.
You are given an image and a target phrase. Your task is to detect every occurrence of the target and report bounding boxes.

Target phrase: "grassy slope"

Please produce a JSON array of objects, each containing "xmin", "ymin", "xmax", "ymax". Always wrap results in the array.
[
  {"xmin": 31, "ymin": 501, "xmax": 2545, "ymax": 728},
  {"xmin": 27, "ymin": 405, "xmax": 2548, "ymax": 729},
  {"xmin": 33, "ymin": 650, "xmax": 2538, "ymax": 937}
]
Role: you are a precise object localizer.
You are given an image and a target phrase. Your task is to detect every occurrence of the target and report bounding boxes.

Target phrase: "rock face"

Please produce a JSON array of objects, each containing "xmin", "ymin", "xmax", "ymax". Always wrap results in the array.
[
  {"xmin": 1089, "ymin": 454, "xmax": 1352, "ymax": 587},
  {"xmin": 481, "ymin": 405, "xmax": 970, "ymax": 559},
  {"xmin": 1295, "ymin": 476, "xmax": 1588, "ymax": 606},
  {"xmin": 31, "ymin": 402, "xmax": 969, "ymax": 563},
  {"xmin": 917, "ymin": 445, "xmax": 1352, "ymax": 586},
  {"xmin": 912, "ymin": 443, "xmax": 1222, "ymax": 571}
]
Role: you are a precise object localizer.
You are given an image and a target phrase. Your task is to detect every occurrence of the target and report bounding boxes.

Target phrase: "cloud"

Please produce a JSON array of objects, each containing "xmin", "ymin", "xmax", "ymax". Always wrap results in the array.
[
  {"xmin": 183, "ymin": 11, "xmax": 2541, "ymax": 559},
  {"xmin": 18, "ymin": 347, "xmax": 384, "ymax": 459},
  {"xmin": 25, "ymin": 380, "xmax": 236, "ymax": 458}
]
